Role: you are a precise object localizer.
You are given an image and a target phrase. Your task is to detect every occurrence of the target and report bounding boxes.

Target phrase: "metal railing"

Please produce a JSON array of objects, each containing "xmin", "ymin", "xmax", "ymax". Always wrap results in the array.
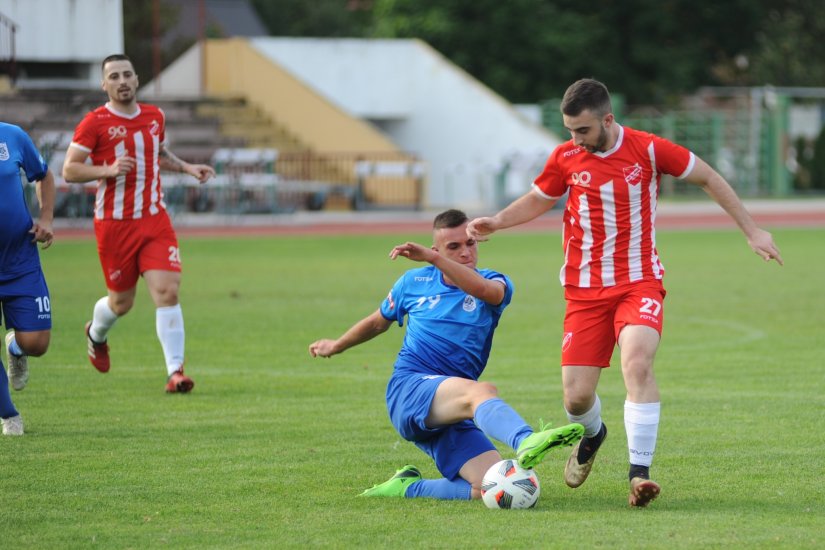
[
  {"xmin": 540, "ymin": 89, "xmax": 825, "ymax": 198},
  {"xmin": 31, "ymin": 150, "xmax": 427, "ymax": 219}
]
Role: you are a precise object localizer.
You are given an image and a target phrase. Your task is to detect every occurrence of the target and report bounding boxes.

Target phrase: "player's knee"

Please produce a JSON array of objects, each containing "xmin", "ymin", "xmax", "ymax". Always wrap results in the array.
[
  {"xmin": 563, "ymin": 380, "xmax": 595, "ymax": 414},
  {"xmin": 18, "ymin": 334, "xmax": 50, "ymax": 356},
  {"xmin": 621, "ymin": 359, "xmax": 655, "ymax": 385},
  {"xmin": 563, "ymin": 392, "xmax": 593, "ymax": 415},
  {"xmin": 26, "ymin": 343, "xmax": 49, "ymax": 357},
  {"xmin": 463, "ymin": 381, "xmax": 499, "ymax": 413},
  {"xmin": 474, "ymin": 381, "xmax": 499, "ymax": 401},
  {"xmin": 109, "ymin": 297, "xmax": 134, "ymax": 316},
  {"xmin": 465, "ymin": 470, "xmax": 488, "ymax": 500},
  {"xmin": 153, "ymin": 286, "xmax": 180, "ymax": 307}
]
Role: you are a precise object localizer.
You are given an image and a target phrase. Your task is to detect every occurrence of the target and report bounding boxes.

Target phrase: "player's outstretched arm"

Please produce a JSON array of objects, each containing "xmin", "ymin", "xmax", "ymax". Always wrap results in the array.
[
  {"xmin": 467, "ymin": 191, "xmax": 556, "ymax": 240},
  {"xmin": 390, "ymin": 241, "xmax": 505, "ymax": 305},
  {"xmin": 685, "ymin": 157, "xmax": 783, "ymax": 265},
  {"xmin": 389, "ymin": 241, "xmax": 437, "ymax": 263},
  {"xmin": 309, "ymin": 309, "xmax": 392, "ymax": 358}
]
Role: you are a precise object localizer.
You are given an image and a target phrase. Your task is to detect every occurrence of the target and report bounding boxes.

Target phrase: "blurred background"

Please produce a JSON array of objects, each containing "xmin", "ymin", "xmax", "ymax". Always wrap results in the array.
[{"xmin": 2, "ymin": 0, "xmax": 824, "ymax": 219}]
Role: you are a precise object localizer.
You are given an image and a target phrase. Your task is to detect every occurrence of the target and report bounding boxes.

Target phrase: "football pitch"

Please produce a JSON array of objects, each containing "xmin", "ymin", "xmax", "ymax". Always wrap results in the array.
[{"xmin": 3, "ymin": 226, "xmax": 823, "ymax": 548}]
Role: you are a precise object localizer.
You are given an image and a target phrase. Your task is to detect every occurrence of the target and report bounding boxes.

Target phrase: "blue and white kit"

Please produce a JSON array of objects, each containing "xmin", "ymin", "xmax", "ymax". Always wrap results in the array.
[
  {"xmin": 0, "ymin": 122, "xmax": 51, "ymax": 332},
  {"xmin": 379, "ymin": 264, "xmax": 513, "ymax": 479}
]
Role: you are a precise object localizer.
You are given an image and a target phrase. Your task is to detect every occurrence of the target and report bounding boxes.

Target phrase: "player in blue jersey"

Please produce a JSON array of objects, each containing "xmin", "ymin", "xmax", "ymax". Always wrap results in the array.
[
  {"xmin": 309, "ymin": 209, "xmax": 583, "ymax": 500},
  {"xmin": 0, "ymin": 122, "xmax": 56, "ymax": 436}
]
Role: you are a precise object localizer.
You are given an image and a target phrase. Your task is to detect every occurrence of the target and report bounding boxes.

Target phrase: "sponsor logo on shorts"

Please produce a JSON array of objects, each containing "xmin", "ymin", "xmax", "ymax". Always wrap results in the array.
[
  {"xmin": 108, "ymin": 269, "xmax": 122, "ymax": 282},
  {"xmin": 562, "ymin": 332, "xmax": 573, "ymax": 351}
]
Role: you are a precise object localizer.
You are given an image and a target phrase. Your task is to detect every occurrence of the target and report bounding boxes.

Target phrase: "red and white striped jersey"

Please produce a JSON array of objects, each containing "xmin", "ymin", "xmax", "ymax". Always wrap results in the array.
[
  {"xmin": 534, "ymin": 125, "xmax": 695, "ymax": 288},
  {"xmin": 70, "ymin": 103, "xmax": 167, "ymax": 220}
]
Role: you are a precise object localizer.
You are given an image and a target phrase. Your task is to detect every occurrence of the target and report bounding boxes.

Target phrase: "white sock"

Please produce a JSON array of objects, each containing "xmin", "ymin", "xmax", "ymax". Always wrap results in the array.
[
  {"xmin": 90, "ymin": 297, "xmax": 119, "ymax": 342},
  {"xmin": 566, "ymin": 394, "xmax": 603, "ymax": 437},
  {"xmin": 624, "ymin": 401, "xmax": 660, "ymax": 467},
  {"xmin": 156, "ymin": 304, "xmax": 185, "ymax": 376}
]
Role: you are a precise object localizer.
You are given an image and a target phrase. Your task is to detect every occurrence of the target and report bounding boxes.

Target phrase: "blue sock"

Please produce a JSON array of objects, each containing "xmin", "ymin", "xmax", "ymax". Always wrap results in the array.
[
  {"xmin": 405, "ymin": 478, "xmax": 471, "ymax": 500},
  {"xmin": 0, "ymin": 361, "xmax": 19, "ymax": 418},
  {"xmin": 474, "ymin": 397, "xmax": 533, "ymax": 450},
  {"xmin": 8, "ymin": 336, "xmax": 24, "ymax": 357}
]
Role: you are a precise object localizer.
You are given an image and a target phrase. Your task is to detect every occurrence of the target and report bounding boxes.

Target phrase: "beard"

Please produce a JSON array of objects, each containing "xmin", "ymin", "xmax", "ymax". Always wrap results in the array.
[{"xmin": 583, "ymin": 125, "xmax": 609, "ymax": 153}]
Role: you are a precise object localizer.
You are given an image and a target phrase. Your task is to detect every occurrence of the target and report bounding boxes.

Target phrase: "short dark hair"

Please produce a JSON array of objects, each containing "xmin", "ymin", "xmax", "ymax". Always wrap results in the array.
[
  {"xmin": 433, "ymin": 209, "xmax": 468, "ymax": 230},
  {"xmin": 561, "ymin": 78, "xmax": 612, "ymax": 117},
  {"xmin": 101, "ymin": 54, "xmax": 133, "ymax": 72}
]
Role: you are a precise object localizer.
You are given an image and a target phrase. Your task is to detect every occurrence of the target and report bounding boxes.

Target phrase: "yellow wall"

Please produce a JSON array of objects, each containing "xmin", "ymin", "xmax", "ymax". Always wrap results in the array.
[{"xmin": 203, "ymin": 38, "xmax": 401, "ymax": 154}]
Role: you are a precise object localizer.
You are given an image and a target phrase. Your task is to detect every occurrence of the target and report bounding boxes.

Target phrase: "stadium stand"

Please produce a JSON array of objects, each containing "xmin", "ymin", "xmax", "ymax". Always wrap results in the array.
[{"xmin": 0, "ymin": 89, "xmax": 423, "ymax": 217}]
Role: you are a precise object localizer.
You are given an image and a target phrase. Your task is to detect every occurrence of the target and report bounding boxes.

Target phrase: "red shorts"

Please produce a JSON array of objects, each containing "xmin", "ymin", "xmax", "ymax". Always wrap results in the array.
[
  {"xmin": 561, "ymin": 280, "xmax": 666, "ymax": 368},
  {"xmin": 93, "ymin": 212, "xmax": 181, "ymax": 292}
]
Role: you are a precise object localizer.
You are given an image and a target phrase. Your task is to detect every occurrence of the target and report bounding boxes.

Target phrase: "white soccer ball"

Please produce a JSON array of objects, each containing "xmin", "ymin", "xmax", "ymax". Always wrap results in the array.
[{"xmin": 480, "ymin": 459, "xmax": 541, "ymax": 509}]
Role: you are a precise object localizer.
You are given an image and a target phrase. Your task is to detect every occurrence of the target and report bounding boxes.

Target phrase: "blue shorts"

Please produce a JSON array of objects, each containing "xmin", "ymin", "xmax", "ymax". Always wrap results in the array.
[
  {"xmin": 0, "ymin": 268, "xmax": 52, "ymax": 332},
  {"xmin": 386, "ymin": 371, "xmax": 496, "ymax": 480}
]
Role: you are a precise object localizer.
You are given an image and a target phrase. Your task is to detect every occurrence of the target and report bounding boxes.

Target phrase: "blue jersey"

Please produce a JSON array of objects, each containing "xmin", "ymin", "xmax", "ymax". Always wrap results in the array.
[
  {"xmin": 0, "ymin": 123, "xmax": 48, "ymax": 282},
  {"xmin": 380, "ymin": 264, "xmax": 513, "ymax": 380}
]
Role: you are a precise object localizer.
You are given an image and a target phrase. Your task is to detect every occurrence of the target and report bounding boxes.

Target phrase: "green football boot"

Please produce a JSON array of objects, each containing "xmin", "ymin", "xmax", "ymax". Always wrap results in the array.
[
  {"xmin": 360, "ymin": 465, "xmax": 422, "ymax": 497},
  {"xmin": 516, "ymin": 422, "xmax": 585, "ymax": 469}
]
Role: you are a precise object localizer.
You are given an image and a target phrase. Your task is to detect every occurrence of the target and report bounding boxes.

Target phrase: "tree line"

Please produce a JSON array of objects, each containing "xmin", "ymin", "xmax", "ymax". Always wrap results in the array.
[
  {"xmin": 251, "ymin": 0, "xmax": 825, "ymax": 106},
  {"xmin": 125, "ymin": 0, "xmax": 825, "ymax": 107}
]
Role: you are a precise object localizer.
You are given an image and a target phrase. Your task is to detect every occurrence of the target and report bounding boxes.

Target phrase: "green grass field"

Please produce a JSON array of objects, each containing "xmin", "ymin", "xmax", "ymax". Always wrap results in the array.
[{"xmin": 2, "ymin": 226, "xmax": 823, "ymax": 548}]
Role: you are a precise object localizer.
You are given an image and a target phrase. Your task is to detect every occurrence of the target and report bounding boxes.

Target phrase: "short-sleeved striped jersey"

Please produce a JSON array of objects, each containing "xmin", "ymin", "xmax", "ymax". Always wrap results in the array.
[
  {"xmin": 533, "ymin": 125, "xmax": 695, "ymax": 288},
  {"xmin": 70, "ymin": 103, "xmax": 167, "ymax": 220}
]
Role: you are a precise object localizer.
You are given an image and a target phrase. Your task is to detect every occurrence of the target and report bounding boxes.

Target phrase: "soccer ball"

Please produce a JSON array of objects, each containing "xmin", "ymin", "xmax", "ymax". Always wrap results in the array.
[{"xmin": 480, "ymin": 459, "xmax": 540, "ymax": 509}]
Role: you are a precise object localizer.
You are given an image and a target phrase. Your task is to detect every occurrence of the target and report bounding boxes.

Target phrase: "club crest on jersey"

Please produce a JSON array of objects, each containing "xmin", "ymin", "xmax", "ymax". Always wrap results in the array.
[
  {"xmin": 463, "ymin": 295, "xmax": 477, "ymax": 312},
  {"xmin": 623, "ymin": 163, "xmax": 643, "ymax": 186},
  {"xmin": 0, "ymin": 142, "xmax": 8, "ymax": 161},
  {"xmin": 149, "ymin": 120, "xmax": 160, "ymax": 136}
]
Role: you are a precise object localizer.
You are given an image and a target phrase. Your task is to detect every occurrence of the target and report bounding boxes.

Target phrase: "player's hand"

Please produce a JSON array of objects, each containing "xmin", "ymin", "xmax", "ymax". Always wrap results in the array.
[
  {"xmin": 185, "ymin": 163, "xmax": 216, "ymax": 184},
  {"xmin": 309, "ymin": 339, "xmax": 338, "ymax": 358},
  {"xmin": 748, "ymin": 228, "xmax": 783, "ymax": 266},
  {"xmin": 466, "ymin": 217, "xmax": 498, "ymax": 241},
  {"xmin": 389, "ymin": 242, "xmax": 437, "ymax": 263},
  {"xmin": 29, "ymin": 220, "xmax": 54, "ymax": 249},
  {"xmin": 106, "ymin": 155, "xmax": 136, "ymax": 177}
]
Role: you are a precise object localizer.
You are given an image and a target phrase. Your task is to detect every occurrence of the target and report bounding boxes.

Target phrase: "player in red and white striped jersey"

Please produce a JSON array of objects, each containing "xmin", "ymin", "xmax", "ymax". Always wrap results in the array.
[
  {"xmin": 468, "ymin": 78, "xmax": 782, "ymax": 507},
  {"xmin": 63, "ymin": 54, "xmax": 215, "ymax": 394}
]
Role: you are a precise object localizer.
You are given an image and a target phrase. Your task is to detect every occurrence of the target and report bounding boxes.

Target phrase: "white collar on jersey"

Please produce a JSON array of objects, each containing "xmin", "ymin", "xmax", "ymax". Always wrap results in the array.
[
  {"xmin": 594, "ymin": 123, "xmax": 624, "ymax": 158},
  {"xmin": 105, "ymin": 102, "xmax": 142, "ymax": 120}
]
